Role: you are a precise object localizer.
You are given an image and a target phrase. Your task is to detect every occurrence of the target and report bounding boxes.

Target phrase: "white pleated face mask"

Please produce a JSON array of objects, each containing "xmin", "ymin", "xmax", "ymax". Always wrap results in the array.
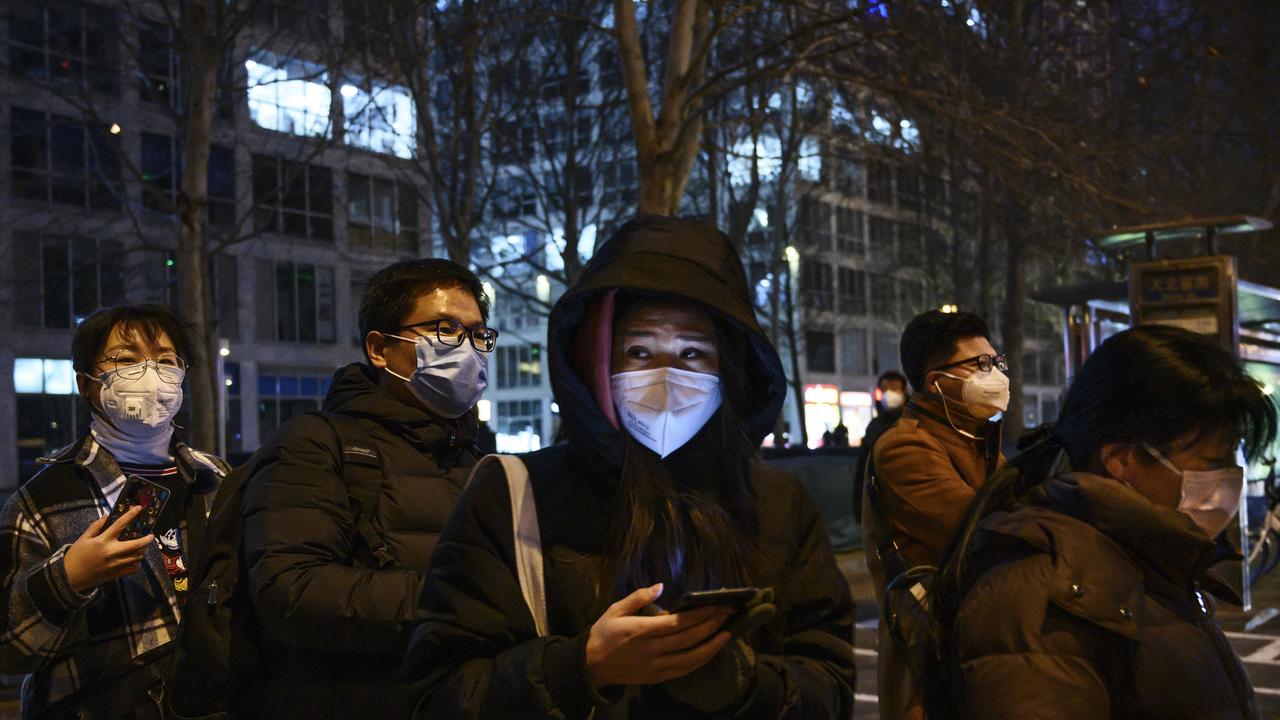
[
  {"xmin": 611, "ymin": 367, "xmax": 723, "ymax": 458},
  {"xmin": 1143, "ymin": 443, "xmax": 1245, "ymax": 539}
]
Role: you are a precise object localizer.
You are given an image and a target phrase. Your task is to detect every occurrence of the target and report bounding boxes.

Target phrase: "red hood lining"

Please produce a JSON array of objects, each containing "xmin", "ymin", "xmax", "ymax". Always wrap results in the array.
[{"xmin": 571, "ymin": 288, "xmax": 620, "ymax": 429}]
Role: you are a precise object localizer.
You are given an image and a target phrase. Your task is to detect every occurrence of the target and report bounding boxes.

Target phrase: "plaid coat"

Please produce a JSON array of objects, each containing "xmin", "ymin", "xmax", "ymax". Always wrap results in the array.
[{"xmin": 0, "ymin": 434, "xmax": 225, "ymax": 715}]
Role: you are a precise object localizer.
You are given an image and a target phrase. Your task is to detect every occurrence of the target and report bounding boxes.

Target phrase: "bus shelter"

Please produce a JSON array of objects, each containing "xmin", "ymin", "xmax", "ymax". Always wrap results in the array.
[{"xmin": 1033, "ymin": 216, "xmax": 1280, "ymax": 610}]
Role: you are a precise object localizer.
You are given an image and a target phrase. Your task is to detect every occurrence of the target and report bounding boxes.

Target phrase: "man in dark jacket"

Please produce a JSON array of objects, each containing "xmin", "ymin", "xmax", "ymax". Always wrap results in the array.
[
  {"xmin": 404, "ymin": 216, "xmax": 856, "ymax": 719},
  {"xmin": 241, "ymin": 259, "xmax": 493, "ymax": 719},
  {"xmin": 852, "ymin": 370, "xmax": 908, "ymax": 522}
]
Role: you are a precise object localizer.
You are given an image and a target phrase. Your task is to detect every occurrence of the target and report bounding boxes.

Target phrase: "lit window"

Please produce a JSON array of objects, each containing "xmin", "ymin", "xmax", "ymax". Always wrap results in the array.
[
  {"xmin": 44, "ymin": 360, "xmax": 75, "ymax": 395},
  {"xmin": 342, "ymin": 79, "xmax": 416, "ymax": 158},
  {"xmin": 14, "ymin": 359, "xmax": 44, "ymax": 393},
  {"xmin": 728, "ymin": 135, "xmax": 782, "ymax": 187},
  {"xmin": 246, "ymin": 50, "xmax": 332, "ymax": 138},
  {"xmin": 14, "ymin": 358, "xmax": 76, "ymax": 395},
  {"xmin": 798, "ymin": 137, "xmax": 822, "ymax": 183}
]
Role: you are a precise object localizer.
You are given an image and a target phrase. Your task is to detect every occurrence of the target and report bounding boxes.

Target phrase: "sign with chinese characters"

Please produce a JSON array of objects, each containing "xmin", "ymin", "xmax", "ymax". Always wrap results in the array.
[{"xmin": 1130, "ymin": 255, "xmax": 1238, "ymax": 355}]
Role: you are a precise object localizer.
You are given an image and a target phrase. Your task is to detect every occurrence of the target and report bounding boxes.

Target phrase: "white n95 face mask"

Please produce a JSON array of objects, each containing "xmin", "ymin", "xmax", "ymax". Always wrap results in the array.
[
  {"xmin": 1143, "ymin": 443, "xmax": 1245, "ymax": 539},
  {"xmin": 936, "ymin": 369, "xmax": 1010, "ymax": 420},
  {"xmin": 92, "ymin": 361, "xmax": 185, "ymax": 431},
  {"xmin": 87, "ymin": 361, "xmax": 184, "ymax": 464},
  {"xmin": 881, "ymin": 389, "xmax": 906, "ymax": 411},
  {"xmin": 611, "ymin": 367, "xmax": 722, "ymax": 458}
]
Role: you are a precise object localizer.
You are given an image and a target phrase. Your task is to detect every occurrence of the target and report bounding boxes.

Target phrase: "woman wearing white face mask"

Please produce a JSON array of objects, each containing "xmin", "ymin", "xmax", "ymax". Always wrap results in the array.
[
  {"xmin": 913, "ymin": 324, "xmax": 1278, "ymax": 719},
  {"xmin": 405, "ymin": 215, "xmax": 856, "ymax": 719},
  {"xmin": 0, "ymin": 305, "xmax": 227, "ymax": 718}
]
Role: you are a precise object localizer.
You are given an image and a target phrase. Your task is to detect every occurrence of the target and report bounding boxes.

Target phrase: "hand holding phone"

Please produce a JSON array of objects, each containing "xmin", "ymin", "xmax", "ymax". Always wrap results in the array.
[
  {"xmin": 64, "ymin": 505, "xmax": 156, "ymax": 593},
  {"xmin": 104, "ymin": 475, "xmax": 171, "ymax": 541}
]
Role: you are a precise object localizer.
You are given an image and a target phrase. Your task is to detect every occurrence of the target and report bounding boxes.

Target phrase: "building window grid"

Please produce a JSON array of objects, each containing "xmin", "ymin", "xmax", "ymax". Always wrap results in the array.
[
  {"xmin": 11, "ymin": 107, "xmax": 122, "ymax": 211},
  {"xmin": 342, "ymin": 78, "xmax": 416, "ymax": 158},
  {"xmin": 798, "ymin": 196, "xmax": 832, "ymax": 250},
  {"xmin": 835, "ymin": 206, "xmax": 864, "ymax": 256},
  {"xmin": 806, "ymin": 330, "xmax": 836, "ymax": 374},
  {"xmin": 837, "ymin": 266, "xmax": 867, "ymax": 315},
  {"xmin": 601, "ymin": 158, "xmax": 635, "ymax": 207},
  {"xmin": 257, "ymin": 371, "xmax": 332, "ymax": 446},
  {"xmin": 832, "ymin": 154, "xmax": 864, "ymax": 197},
  {"xmin": 15, "ymin": 233, "xmax": 126, "ymax": 329},
  {"xmin": 870, "ymin": 273, "xmax": 895, "ymax": 319},
  {"xmin": 348, "ymin": 172, "xmax": 418, "ymax": 254},
  {"xmin": 9, "ymin": 4, "xmax": 119, "ymax": 94},
  {"xmin": 496, "ymin": 399, "xmax": 543, "ymax": 439},
  {"xmin": 867, "ymin": 160, "xmax": 894, "ymax": 206},
  {"xmin": 800, "ymin": 260, "xmax": 834, "ymax": 312},
  {"xmin": 272, "ymin": 261, "xmax": 337, "ymax": 344},
  {"xmin": 141, "ymin": 133, "xmax": 236, "ymax": 227},
  {"xmin": 868, "ymin": 216, "xmax": 895, "ymax": 260},
  {"xmin": 253, "ymin": 154, "xmax": 334, "ymax": 240},
  {"xmin": 496, "ymin": 345, "xmax": 543, "ymax": 389}
]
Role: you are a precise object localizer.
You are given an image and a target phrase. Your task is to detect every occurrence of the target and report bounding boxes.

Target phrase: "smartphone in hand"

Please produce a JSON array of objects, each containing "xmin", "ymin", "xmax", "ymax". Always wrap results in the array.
[
  {"xmin": 104, "ymin": 475, "xmax": 171, "ymax": 541},
  {"xmin": 669, "ymin": 587, "xmax": 760, "ymax": 613}
]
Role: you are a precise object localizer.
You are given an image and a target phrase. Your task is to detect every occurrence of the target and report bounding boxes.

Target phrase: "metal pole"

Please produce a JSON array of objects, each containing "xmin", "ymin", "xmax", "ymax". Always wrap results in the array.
[
  {"xmin": 1061, "ymin": 306, "xmax": 1075, "ymax": 379},
  {"xmin": 215, "ymin": 340, "xmax": 228, "ymax": 460}
]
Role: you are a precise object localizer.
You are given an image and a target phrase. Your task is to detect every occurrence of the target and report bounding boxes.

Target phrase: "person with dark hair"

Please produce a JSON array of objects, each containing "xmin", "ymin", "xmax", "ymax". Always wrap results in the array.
[
  {"xmin": 920, "ymin": 324, "xmax": 1278, "ymax": 719},
  {"xmin": 852, "ymin": 370, "xmax": 909, "ymax": 522},
  {"xmin": 864, "ymin": 309, "xmax": 1007, "ymax": 720},
  {"xmin": 238, "ymin": 258, "xmax": 495, "ymax": 718},
  {"xmin": 0, "ymin": 305, "xmax": 227, "ymax": 717},
  {"xmin": 404, "ymin": 216, "xmax": 855, "ymax": 718}
]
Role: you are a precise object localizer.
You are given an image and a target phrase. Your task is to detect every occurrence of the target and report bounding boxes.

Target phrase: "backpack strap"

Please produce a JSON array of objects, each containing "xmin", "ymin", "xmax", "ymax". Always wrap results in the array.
[
  {"xmin": 312, "ymin": 412, "xmax": 395, "ymax": 570},
  {"xmin": 480, "ymin": 453, "xmax": 548, "ymax": 637},
  {"xmin": 866, "ymin": 459, "xmax": 908, "ymax": 584}
]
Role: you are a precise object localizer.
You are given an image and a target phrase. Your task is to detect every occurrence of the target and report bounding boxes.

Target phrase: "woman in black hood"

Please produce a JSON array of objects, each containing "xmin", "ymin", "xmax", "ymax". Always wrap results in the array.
[{"xmin": 404, "ymin": 216, "xmax": 856, "ymax": 718}]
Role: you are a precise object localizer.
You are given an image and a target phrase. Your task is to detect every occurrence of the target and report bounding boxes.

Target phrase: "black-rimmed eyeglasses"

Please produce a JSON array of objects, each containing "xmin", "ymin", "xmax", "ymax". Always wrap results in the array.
[
  {"xmin": 394, "ymin": 319, "xmax": 499, "ymax": 352},
  {"xmin": 933, "ymin": 353, "xmax": 1008, "ymax": 374}
]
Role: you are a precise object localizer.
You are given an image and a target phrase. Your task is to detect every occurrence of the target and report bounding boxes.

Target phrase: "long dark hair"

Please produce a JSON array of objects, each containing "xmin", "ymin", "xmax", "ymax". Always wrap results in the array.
[
  {"xmin": 921, "ymin": 324, "xmax": 1278, "ymax": 713},
  {"xmin": 598, "ymin": 300, "xmax": 763, "ymax": 609}
]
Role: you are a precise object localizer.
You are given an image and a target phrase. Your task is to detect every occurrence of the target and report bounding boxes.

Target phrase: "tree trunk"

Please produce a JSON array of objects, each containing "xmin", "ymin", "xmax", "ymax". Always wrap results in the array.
[
  {"xmin": 976, "ymin": 171, "xmax": 994, "ymax": 318},
  {"xmin": 1001, "ymin": 219, "xmax": 1029, "ymax": 446},
  {"xmin": 782, "ymin": 255, "xmax": 807, "ymax": 449},
  {"xmin": 614, "ymin": 0, "xmax": 709, "ymax": 216},
  {"xmin": 772, "ymin": 178, "xmax": 806, "ymax": 449},
  {"xmin": 177, "ymin": 3, "xmax": 220, "ymax": 452}
]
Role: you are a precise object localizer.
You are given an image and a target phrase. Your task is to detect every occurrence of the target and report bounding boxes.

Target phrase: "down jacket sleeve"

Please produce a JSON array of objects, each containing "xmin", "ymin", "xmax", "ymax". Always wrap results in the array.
[
  {"xmin": 728, "ymin": 473, "xmax": 857, "ymax": 719},
  {"xmin": 952, "ymin": 553, "xmax": 1112, "ymax": 719},
  {"xmin": 403, "ymin": 461, "xmax": 603, "ymax": 719},
  {"xmin": 242, "ymin": 414, "xmax": 423, "ymax": 656}
]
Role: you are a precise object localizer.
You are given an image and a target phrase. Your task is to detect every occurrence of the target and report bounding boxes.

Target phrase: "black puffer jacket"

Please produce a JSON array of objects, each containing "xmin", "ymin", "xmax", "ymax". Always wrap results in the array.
[
  {"xmin": 241, "ymin": 363, "xmax": 478, "ymax": 719},
  {"xmin": 952, "ymin": 472, "xmax": 1260, "ymax": 719},
  {"xmin": 404, "ymin": 216, "xmax": 856, "ymax": 719}
]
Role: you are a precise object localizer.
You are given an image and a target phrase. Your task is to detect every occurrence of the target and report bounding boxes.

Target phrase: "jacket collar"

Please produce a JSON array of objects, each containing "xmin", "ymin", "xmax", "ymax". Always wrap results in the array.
[
  {"xmin": 1028, "ymin": 472, "xmax": 1227, "ymax": 592},
  {"xmin": 43, "ymin": 433, "xmax": 226, "ymax": 496},
  {"xmin": 908, "ymin": 393, "xmax": 998, "ymax": 441},
  {"xmin": 907, "ymin": 394, "xmax": 1003, "ymax": 474},
  {"xmin": 322, "ymin": 363, "xmax": 478, "ymax": 458}
]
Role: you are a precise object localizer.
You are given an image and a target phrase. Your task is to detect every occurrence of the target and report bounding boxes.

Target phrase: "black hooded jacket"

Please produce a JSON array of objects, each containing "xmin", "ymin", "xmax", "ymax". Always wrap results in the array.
[
  {"xmin": 241, "ymin": 362, "xmax": 478, "ymax": 719},
  {"xmin": 403, "ymin": 216, "xmax": 856, "ymax": 719}
]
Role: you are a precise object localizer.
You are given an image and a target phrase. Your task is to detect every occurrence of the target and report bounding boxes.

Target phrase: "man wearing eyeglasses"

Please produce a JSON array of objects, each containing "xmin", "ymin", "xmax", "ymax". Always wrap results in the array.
[
  {"xmin": 0, "ymin": 304, "xmax": 227, "ymax": 717},
  {"xmin": 863, "ymin": 309, "xmax": 1007, "ymax": 720},
  {"xmin": 240, "ymin": 258, "xmax": 495, "ymax": 719}
]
